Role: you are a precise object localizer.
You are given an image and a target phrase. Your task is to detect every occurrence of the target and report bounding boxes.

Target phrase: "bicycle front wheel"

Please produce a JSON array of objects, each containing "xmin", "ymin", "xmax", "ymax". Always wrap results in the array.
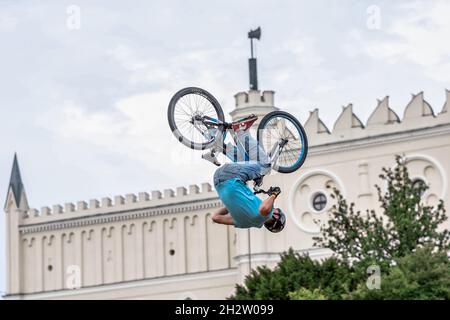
[
  {"xmin": 167, "ymin": 87, "xmax": 224, "ymax": 150},
  {"xmin": 257, "ymin": 111, "xmax": 308, "ymax": 173}
]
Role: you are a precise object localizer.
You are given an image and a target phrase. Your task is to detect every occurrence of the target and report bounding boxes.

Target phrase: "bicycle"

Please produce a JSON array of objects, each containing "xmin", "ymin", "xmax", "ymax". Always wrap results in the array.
[{"xmin": 167, "ymin": 87, "xmax": 308, "ymax": 194}]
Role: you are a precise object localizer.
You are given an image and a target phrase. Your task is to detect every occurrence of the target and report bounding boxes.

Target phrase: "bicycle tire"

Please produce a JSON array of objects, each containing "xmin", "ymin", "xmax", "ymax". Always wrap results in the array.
[
  {"xmin": 167, "ymin": 87, "xmax": 225, "ymax": 150},
  {"xmin": 257, "ymin": 110, "xmax": 308, "ymax": 173}
]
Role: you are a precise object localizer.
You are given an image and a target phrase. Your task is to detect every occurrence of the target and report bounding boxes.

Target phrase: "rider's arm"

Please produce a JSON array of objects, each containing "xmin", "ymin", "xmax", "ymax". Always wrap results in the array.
[
  {"xmin": 259, "ymin": 194, "xmax": 276, "ymax": 217},
  {"xmin": 215, "ymin": 207, "xmax": 229, "ymax": 216},
  {"xmin": 212, "ymin": 207, "xmax": 235, "ymax": 226}
]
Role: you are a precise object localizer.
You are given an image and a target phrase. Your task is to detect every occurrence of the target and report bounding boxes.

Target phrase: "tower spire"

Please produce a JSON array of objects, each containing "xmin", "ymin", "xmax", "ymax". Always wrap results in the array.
[
  {"xmin": 230, "ymin": 27, "xmax": 277, "ymax": 123},
  {"xmin": 4, "ymin": 153, "xmax": 26, "ymax": 210},
  {"xmin": 248, "ymin": 27, "xmax": 261, "ymax": 90}
]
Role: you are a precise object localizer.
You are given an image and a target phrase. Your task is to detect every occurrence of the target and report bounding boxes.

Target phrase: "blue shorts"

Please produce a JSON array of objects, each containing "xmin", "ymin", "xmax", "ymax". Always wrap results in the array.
[{"xmin": 213, "ymin": 162, "xmax": 269, "ymax": 187}]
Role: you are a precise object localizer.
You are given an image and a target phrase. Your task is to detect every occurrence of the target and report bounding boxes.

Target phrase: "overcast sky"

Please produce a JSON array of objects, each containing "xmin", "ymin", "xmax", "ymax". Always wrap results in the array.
[{"xmin": 1, "ymin": 0, "xmax": 449, "ymax": 297}]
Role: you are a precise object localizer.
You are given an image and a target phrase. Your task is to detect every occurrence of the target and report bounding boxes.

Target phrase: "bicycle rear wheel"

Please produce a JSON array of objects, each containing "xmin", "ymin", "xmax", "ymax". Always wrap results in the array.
[
  {"xmin": 257, "ymin": 111, "xmax": 308, "ymax": 173},
  {"xmin": 168, "ymin": 87, "xmax": 224, "ymax": 150}
]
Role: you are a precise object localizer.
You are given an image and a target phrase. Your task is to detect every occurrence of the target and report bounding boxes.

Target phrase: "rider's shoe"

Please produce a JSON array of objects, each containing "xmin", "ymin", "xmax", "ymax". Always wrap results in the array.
[
  {"xmin": 231, "ymin": 114, "xmax": 258, "ymax": 132},
  {"xmin": 202, "ymin": 150, "xmax": 221, "ymax": 167}
]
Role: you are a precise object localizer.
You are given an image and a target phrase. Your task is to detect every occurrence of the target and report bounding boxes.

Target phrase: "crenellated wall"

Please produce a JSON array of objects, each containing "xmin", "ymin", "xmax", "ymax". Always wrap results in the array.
[
  {"xmin": 14, "ymin": 183, "xmax": 237, "ymax": 295},
  {"xmin": 22, "ymin": 182, "xmax": 214, "ymax": 225},
  {"xmin": 304, "ymin": 90, "xmax": 450, "ymax": 146}
]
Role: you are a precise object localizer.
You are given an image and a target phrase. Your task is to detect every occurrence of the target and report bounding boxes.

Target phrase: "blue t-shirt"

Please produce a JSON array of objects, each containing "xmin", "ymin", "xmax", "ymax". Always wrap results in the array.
[{"xmin": 215, "ymin": 178, "xmax": 273, "ymax": 228}]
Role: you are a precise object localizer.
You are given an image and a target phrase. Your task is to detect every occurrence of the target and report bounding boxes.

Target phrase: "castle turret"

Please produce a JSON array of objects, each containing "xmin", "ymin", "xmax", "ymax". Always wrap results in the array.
[
  {"xmin": 231, "ymin": 90, "xmax": 278, "ymax": 123},
  {"xmin": 4, "ymin": 153, "xmax": 29, "ymax": 295}
]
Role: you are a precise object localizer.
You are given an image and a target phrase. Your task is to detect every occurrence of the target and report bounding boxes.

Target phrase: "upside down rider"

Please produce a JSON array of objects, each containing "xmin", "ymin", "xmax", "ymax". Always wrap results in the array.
[{"xmin": 205, "ymin": 114, "xmax": 286, "ymax": 233}]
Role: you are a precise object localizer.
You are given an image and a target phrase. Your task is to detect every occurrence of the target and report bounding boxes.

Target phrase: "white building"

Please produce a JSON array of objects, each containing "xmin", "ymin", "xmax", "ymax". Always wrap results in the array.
[{"xmin": 3, "ymin": 71, "xmax": 450, "ymax": 300}]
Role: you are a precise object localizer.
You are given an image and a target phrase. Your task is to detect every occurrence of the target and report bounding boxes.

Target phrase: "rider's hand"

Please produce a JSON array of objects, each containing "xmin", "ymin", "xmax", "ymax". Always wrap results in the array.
[{"xmin": 268, "ymin": 186, "xmax": 281, "ymax": 198}]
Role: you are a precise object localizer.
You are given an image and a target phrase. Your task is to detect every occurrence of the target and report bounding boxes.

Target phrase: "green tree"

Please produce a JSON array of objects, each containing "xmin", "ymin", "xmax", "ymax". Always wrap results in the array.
[
  {"xmin": 288, "ymin": 287, "xmax": 326, "ymax": 300},
  {"xmin": 229, "ymin": 249, "xmax": 358, "ymax": 300},
  {"xmin": 313, "ymin": 155, "xmax": 450, "ymax": 272},
  {"xmin": 348, "ymin": 246, "xmax": 450, "ymax": 300}
]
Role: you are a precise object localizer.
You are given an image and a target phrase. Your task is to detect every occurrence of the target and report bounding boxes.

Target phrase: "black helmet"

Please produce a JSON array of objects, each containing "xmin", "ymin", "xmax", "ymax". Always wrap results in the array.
[{"xmin": 265, "ymin": 208, "xmax": 286, "ymax": 233}]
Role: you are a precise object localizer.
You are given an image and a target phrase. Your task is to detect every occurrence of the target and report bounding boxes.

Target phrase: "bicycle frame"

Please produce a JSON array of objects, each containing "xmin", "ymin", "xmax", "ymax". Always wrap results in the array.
[{"xmin": 193, "ymin": 115, "xmax": 284, "ymax": 167}]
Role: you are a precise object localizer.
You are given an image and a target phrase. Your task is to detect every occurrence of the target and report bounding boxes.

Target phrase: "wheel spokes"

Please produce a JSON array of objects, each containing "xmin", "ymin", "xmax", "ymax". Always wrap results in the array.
[
  {"xmin": 261, "ymin": 116, "xmax": 304, "ymax": 169},
  {"xmin": 173, "ymin": 93, "xmax": 219, "ymax": 145}
]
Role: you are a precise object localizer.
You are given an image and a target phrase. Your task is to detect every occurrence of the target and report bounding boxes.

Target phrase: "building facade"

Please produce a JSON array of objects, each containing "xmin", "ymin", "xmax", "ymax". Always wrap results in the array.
[{"xmin": 4, "ymin": 86, "xmax": 450, "ymax": 299}]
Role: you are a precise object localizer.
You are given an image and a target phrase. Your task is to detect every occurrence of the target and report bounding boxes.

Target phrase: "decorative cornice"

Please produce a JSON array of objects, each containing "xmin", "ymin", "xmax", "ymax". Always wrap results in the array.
[
  {"xmin": 233, "ymin": 248, "xmax": 333, "ymax": 264},
  {"xmin": 19, "ymin": 197, "xmax": 221, "ymax": 235},
  {"xmin": 309, "ymin": 123, "xmax": 450, "ymax": 156}
]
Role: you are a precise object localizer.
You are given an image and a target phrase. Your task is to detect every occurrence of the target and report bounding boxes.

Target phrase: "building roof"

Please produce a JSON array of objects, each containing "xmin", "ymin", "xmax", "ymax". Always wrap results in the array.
[{"xmin": 5, "ymin": 153, "xmax": 24, "ymax": 209}]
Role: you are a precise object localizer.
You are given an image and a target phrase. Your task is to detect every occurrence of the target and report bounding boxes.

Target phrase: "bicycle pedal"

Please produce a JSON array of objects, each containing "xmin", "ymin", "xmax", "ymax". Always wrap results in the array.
[{"xmin": 202, "ymin": 151, "xmax": 221, "ymax": 167}]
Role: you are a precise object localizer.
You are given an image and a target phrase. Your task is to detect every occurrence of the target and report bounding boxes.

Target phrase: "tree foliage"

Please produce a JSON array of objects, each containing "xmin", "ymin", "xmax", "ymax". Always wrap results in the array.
[
  {"xmin": 229, "ymin": 156, "xmax": 450, "ymax": 300},
  {"xmin": 229, "ymin": 249, "xmax": 359, "ymax": 300},
  {"xmin": 313, "ymin": 155, "xmax": 450, "ymax": 271},
  {"xmin": 288, "ymin": 287, "xmax": 326, "ymax": 300},
  {"xmin": 348, "ymin": 246, "xmax": 450, "ymax": 300}
]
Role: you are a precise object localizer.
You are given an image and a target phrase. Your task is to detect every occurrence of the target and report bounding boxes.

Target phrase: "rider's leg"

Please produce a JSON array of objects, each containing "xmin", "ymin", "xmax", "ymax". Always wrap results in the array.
[
  {"xmin": 237, "ymin": 130, "xmax": 270, "ymax": 164},
  {"xmin": 224, "ymin": 130, "xmax": 271, "ymax": 175}
]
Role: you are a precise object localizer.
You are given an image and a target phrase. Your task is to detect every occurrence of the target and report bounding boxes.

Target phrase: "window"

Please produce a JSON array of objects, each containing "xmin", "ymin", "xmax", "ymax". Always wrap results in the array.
[
  {"xmin": 312, "ymin": 192, "xmax": 327, "ymax": 212},
  {"xmin": 412, "ymin": 178, "xmax": 426, "ymax": 196}
]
